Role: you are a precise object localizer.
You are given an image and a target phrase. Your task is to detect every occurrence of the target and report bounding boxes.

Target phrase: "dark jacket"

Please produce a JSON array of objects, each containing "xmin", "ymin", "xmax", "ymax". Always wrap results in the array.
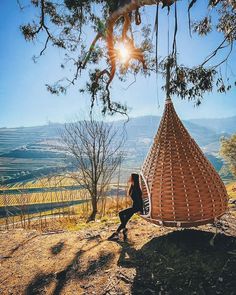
[{"xmin": 129, "ymin": 185, "xmax": 143, "ymax": 213}]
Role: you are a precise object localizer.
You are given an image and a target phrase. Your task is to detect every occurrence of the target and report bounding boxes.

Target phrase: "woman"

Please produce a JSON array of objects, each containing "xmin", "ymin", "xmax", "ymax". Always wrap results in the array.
[{"xmin": 108, "ymin": 173, "xmax": 143, "ymax": 241}]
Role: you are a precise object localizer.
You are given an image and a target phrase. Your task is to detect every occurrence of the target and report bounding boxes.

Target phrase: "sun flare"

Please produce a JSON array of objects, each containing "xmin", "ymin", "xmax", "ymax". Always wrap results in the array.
[{"xmin": 117, "ymin": 43, "xmax": 130, "ymax": 63}]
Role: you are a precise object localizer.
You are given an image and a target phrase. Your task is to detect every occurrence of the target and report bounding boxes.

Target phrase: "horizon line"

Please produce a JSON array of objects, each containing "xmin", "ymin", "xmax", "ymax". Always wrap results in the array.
[{"xmin": 1, "ymin": 113, "xmax": 236, "ymax": 129}]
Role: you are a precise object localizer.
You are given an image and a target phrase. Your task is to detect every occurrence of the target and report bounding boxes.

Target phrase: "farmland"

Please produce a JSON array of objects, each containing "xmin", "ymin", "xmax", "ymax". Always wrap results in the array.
[
  {"xmin": 0, "ymin": 174, "xmax": 129, "ymax": 230},
  {"xmin": 0, "ymin": 176, "xmax": 85, "ymax": 207},
  {"xmin": 1, "ymin": 115, "xmax": 236, "ymax": 186}
]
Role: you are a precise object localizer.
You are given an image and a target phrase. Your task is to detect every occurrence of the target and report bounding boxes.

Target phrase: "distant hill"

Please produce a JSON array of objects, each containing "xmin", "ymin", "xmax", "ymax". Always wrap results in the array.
[
  {"xmin": 0, "ymin": 115, "xmax": 235, "ymax": 184},
  {"xmin": 114, "ymin": 115, "xmax": 225, "ymax": 146},
  {"xmin": 189, "ymin": 116, "xmax": 236, "ymax": 134},
  {"xmin": 0, "ymin": 124, "xmax": 66, "ymax": 182},
  {"xmin": 113, "ymin": 116, "xmax": 228, "ymax": 160},
  {"xmin": 0, "ymin": 124, "xmax": 62, "ymax": 155}
]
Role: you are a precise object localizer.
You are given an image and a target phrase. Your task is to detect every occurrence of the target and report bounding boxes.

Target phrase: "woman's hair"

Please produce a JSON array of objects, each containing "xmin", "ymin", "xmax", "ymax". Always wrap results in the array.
[
  {"xmin": 128, "ymin": 173, "xmax": 142, "ymax": 196},
  {"xmin": 131, "ymin": 173, "xmax": 140, "ymax": 187}
]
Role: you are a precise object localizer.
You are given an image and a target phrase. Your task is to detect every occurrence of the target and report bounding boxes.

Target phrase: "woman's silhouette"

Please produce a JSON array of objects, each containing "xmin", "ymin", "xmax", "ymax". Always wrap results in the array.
[{"xmin": 108, "ymin": 173, "xmax": 143, "ymax": 241}]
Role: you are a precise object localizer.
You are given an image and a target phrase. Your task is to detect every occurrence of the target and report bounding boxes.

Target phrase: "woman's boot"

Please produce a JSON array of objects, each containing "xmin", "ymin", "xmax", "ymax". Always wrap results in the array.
[
  {"xmin": 123, "ymin": 228, "xmax": 128, "ymax": 241},
  {"xmin": 108, "ymin": 232, "xmax": 119, "ymax": 241}
]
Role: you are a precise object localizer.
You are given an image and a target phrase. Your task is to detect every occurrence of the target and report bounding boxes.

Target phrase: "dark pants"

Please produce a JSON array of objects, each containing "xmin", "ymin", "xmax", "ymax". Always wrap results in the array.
[{"xmin": 117, "ymin": 207, "xmax": 140, "ymax": 232}]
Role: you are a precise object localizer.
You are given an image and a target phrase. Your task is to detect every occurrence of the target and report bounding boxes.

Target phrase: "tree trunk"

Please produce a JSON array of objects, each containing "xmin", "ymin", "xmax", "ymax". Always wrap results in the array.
[{"xmin": 87, "ymin": 195, "xmax": 97, "ymax": 222}]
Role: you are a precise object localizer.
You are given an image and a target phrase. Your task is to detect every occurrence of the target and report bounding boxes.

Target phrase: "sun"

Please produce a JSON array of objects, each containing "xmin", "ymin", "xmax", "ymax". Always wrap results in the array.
[{"xmin": 116, "ymin": 42, "xmax": 130, "ymax": 63}]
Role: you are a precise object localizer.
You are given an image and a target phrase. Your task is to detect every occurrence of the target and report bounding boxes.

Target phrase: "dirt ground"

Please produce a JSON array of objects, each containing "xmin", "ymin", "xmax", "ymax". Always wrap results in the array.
[{"xmin": 0, "ymin": 213, "xmax": 236, "ymax": 295}]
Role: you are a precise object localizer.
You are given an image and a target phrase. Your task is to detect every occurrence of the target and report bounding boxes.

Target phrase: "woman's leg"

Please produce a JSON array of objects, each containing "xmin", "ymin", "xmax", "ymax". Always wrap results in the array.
[
  {"xmin": 117, "ymin": 207, "xmax": 135, "ymax": 232},
  {"xmin": 108, "ymin": 207, "xmax": 136, "ymax": 241}
]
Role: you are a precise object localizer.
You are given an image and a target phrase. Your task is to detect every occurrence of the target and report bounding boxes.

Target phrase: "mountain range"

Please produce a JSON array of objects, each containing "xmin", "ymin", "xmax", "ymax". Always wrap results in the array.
[{"xmin": 0, "ymin": 115, "xmax": 235, "ymax": 184}]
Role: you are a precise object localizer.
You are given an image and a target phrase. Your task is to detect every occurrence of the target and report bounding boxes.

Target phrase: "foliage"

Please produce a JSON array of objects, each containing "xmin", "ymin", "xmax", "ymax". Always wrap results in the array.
[
  {"xmin": 19, "ymin": 0, "xmax": 236, "ymax": 114},
  {"xmin": 220, "ymin": 134, "xmax": 236, "ymax": 177}
]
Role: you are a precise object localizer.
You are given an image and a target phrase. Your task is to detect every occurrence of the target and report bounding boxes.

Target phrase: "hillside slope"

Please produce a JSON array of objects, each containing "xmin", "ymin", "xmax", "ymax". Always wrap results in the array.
[
  {"xmin": 190, "ymin": 116, "xmax": 236, "ymax": 134},
  {"xmin": 1, "ymin": 116, "xmax": 230, "ymax": 184},
  {"xmin": 1, "ymin": 213, "xmax": 236, "ymax": 295}
]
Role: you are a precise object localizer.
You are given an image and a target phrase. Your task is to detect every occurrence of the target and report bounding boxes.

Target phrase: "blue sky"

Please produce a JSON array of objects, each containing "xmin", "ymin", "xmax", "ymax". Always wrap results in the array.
[{"xmin": 0, "ymin": 1, "xmax": 236, "ymax": 127}]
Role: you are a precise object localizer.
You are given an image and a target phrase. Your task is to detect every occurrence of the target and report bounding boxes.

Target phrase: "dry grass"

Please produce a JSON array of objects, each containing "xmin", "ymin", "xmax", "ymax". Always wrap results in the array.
[{"xmin": 227, "ymin": 182, "xmax": 236, "ymax": 199}]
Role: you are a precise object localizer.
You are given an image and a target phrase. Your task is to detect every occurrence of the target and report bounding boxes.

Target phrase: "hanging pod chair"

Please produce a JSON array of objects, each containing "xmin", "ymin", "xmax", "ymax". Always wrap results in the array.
[{"xmin": 140, "ymin": 97, "xmax": 228, "ymax": 227}]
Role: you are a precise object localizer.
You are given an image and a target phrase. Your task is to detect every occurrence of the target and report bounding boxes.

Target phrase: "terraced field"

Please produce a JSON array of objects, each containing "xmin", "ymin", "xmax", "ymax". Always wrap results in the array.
[
  {"xmin": 0, "ymin": 174, "xmax": 128, "ymax": 221},
  {"xmin": 0, "ymin": 176, "xmax": 91, "ymax": 208},
  {"xmin": 1, "ymin": 116, "xmax": 234, "ymax": 185}
]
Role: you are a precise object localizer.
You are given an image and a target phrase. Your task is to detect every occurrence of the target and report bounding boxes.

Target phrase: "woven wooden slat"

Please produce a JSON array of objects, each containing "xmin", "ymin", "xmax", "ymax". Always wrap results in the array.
[{"xmin": 141, "ymin": 98, "xmax": 228, "ymax": 227}]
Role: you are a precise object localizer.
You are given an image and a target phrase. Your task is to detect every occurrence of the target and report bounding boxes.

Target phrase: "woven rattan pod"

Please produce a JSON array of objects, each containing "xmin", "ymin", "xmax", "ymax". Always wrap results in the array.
[{"xmin": 140, "ymin": 97, "xmax": 228, "ymax": 227}]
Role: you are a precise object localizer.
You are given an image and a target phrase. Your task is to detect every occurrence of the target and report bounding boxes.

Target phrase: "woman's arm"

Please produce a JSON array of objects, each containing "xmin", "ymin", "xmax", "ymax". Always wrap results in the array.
[{"xmin": 128, "ymin": 185, "xmax": 133, "ymax": 197}]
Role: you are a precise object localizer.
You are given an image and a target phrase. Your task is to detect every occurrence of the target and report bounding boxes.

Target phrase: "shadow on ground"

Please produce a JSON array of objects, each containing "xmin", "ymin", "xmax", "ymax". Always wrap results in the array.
[
  {"xmin": 25, "ymin": 236, "xmax": 114, "ymax": 295},
  {"xmin": 51, "ymin": 241, "xmax": 65, "ymax": 255},
  {"xmin": 118, "ymin": 229, "xmax": 236, "ymax": 294},
  {"xmin": 25, "ymin": 229, "xmax": 236, "ymax": 295}
]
